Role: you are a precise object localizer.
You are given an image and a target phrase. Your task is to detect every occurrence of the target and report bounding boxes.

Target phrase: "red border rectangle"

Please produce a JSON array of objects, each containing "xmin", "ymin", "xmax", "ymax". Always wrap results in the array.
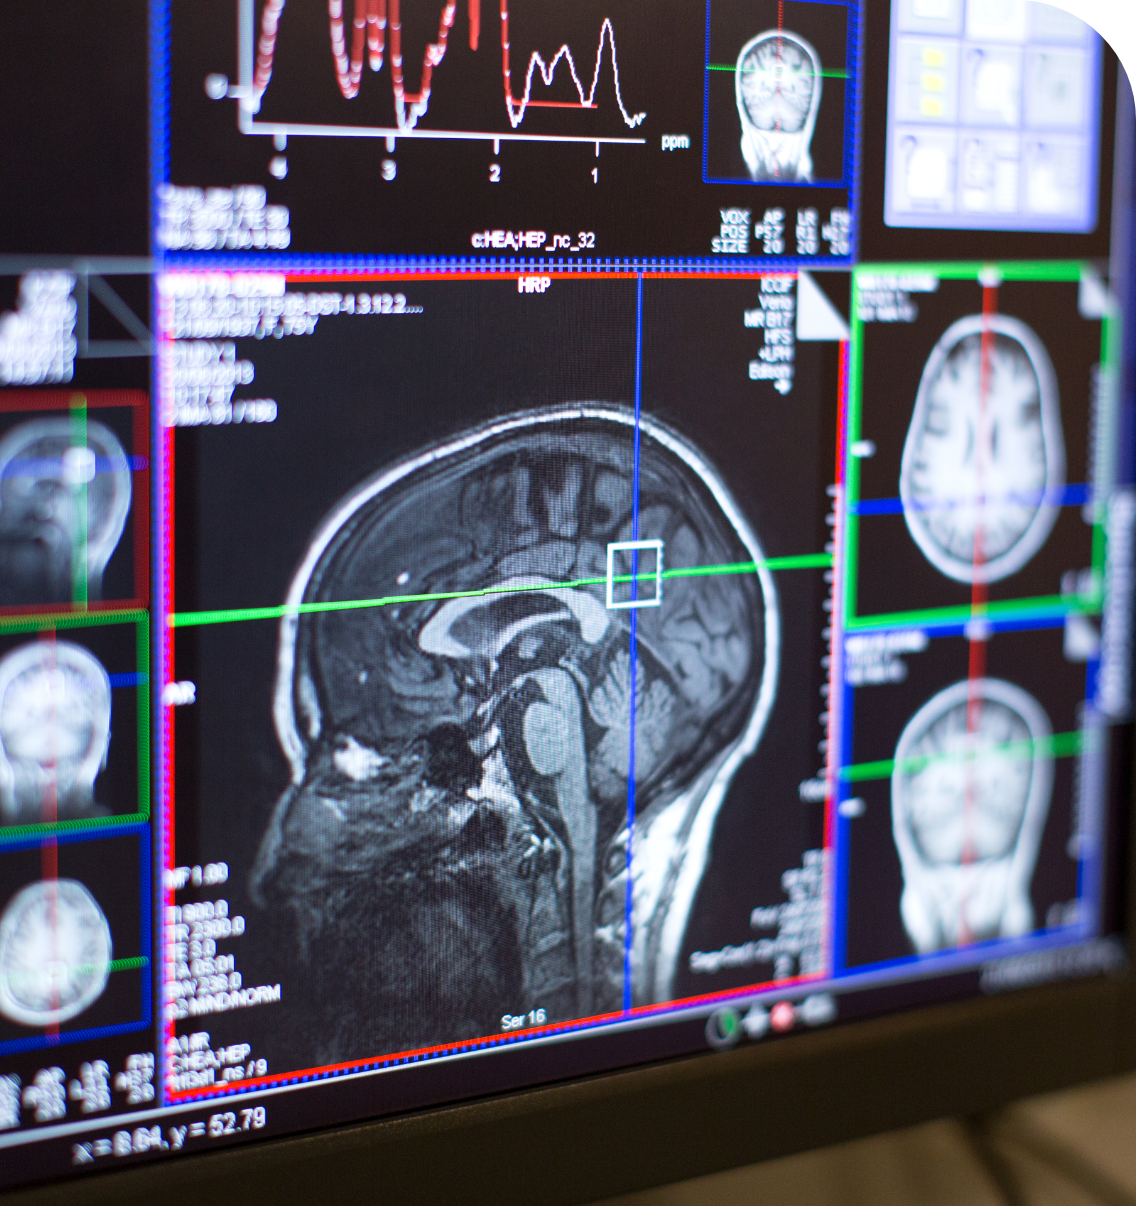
[{"xmin": 158, "ymin": 268, "xmax": 838, "ymax": 1104}]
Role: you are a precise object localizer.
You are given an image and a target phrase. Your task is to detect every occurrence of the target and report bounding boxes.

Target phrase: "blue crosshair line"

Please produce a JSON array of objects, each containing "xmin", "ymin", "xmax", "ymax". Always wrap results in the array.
[{"xmin": 623, "ymin": 274, "xmax": 644, "ymax": 1013}]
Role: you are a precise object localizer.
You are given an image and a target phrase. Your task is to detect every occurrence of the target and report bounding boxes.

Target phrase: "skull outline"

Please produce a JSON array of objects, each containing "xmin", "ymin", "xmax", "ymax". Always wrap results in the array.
[
  {"xmin": 0, "ymin": 417, "xmax": 132, "ymax": 606},
  {"xmin": 899, "ymin": 313, "xmax": 1065, "ymax": 585},
  {"xmin": 255, "ymin": 404, "xmax": 780, "ymax": 1045},
  {"xmin": 735, "ymin": 30, "xmax": 823, "ymax": 183},
  {"xmin": 891, "ymin": 676, "xmax": 1054, "ymax": 953}
]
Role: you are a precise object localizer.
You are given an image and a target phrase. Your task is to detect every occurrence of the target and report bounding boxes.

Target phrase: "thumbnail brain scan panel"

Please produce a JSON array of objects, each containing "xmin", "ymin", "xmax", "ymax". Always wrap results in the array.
[{"xmin": 251, "ymin": 406, "xmax": 777, "ymax": 1054}]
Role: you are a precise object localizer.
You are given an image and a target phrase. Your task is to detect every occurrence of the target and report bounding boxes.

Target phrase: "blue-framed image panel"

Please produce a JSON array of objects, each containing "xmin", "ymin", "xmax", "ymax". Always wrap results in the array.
[
  {"xmin": 702, "ymin": 0, "xmax": 860, "ymax": 189},
  {"xmin": 0, "ymin": 826, "xmax": 150, "ymax": 1059},
  {"xmin": 829, "ymin": 617, "xmax": 1102, "ymax": 977}
]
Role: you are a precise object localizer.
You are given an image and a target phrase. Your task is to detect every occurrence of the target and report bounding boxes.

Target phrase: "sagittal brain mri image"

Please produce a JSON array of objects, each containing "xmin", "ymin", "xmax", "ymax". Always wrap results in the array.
[
  {"xmin": 891, "ymin": 678, "xmax": 1053, "ymax": 953},
  {"xmin": 736, "ymin": 31, "xmax": 822, "ymax": 182},
  {"xmin": 0, "ymin": 878, "xmax": 112, "ymax": 1027},
  {"xmin": 251, "ymin": 405, "xmax": 779, "ymax": 1058},
  {"xmin": 0, "ymin": 641, "xmax": 112, "ymax": 826},
  {"xmin": 0, "ymin": 417, "xmax": 132, "ymax": 608},
  {"xmin": 900, "ymin": 315, "xmax": 1064, "ymax": 584}
]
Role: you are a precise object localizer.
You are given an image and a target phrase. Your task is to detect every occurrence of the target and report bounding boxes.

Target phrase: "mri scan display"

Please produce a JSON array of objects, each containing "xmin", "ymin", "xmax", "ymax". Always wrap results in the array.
[
  {"xmin": 0, "ymin": 418, "xmax": 132, "ymax": 608},
  {"xmin": 900, "ymin": 315, "xmax": 1064, "ymax": 584},
  {"xmin": 250, "ymin": 405, "xmax": 778, "ymax": 1055},
  {"xmin": 736, "ymin": 31, "xmax": 822, "ymax": 182},
  {"xmin": 891, "ymin": 678, "xmax": 1053, "ymax": 952},
  {"xmin": 0, "ymin": 878, "xmax": 112, "ymax": 1027},
  {"xmin": 0, "ymin": 641, "xmax": 112, "ymax": 826}
]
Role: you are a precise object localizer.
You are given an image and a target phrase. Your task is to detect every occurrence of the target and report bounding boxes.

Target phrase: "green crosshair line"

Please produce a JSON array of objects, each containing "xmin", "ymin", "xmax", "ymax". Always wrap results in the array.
[
  {"xmin": 706, "ymin": 64, "xmax": 849, "ymax": 77},
  {"xmin": 3, "ymin": 956, "xmax": 149, "ymax": 988},
  {"xmin": 169, "ymin": 553, "xmax": 833, "ymax": 629},
  {"xmin": 840, "ymin": 729, "xmax": 1091, "ymax": 784},
  {"xmin": 78, "ymin": 956, "xmax": 149, "ymax": 975},
  {"xmin": 69, "ymin": 397, "xmax": 90, "ymax": 608}
]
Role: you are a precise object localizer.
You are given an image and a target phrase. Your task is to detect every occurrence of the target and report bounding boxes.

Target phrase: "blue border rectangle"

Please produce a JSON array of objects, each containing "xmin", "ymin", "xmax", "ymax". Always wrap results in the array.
[
  {"xmin": 828, "ymin": 615, "xmax": 1105, "ymax": 983},
  {"xmin": 701, "ymin": 0, "xmax": 860, "ymax": 190},
  {"xmin": 151, "ymin": 0, "xmax": 861, "ymax": 271}
]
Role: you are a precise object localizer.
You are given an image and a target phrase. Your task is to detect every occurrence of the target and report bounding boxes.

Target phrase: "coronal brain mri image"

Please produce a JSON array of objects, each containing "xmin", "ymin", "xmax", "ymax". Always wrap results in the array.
[
  {"xmin": 703, "ymin": 1, "xmax": 851, "ymax": 185},
  {"xmin": 250, "ymin": 405, "xmax": 778, "ymax": 1057},
  {"xmin": 900, "ymin": 315, "xmax": 1064, "ymax": 584},
  {"xmin": 0, "ymin": 878, "xmax": 112, "ymax": 1027},
  {"xmin": 0, "ymin": 641, "xmax": 112, "ymax": 826},
  {"xmin": 0, "ymin": 417, "xmax": 132, "ymax": 608},
  {"xmin": 736, "ymin": 31, "xmax": 822, "ymax": 182},
  {"xmin": 891, "ymin": 678, "xmax": 1053, "ymax": 953}
]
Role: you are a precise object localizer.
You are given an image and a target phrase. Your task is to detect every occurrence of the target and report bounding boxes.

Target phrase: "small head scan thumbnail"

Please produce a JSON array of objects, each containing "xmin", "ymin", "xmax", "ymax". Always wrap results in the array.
[
  {"xmin": 0, "ymin": 879, "xmax": 112, "ymax": 1027},
  {"xmin": 0, "ymin": 417, "xmax": 132, "ymax": 608},
  {"xmin": 0, "ymin": 641, "xmax": 112, "ymax": 826},
  {"xmin": 736, "ymin": 30, "xmax": 822, "ymax": 182},
  {"xmin": 252, "ymin": 405, "xmax": 778, "ymax": 1057},
  {"xmin": 900, "ymin": 315, "xmax": 1064, "ymax": 584},
  {"xmin": 891, "ymin": 678, "xmax": 1053, "ymax": 953}
]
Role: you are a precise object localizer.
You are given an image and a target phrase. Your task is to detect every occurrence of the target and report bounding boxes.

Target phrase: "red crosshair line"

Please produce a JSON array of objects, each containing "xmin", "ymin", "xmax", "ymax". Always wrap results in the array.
[
  {"xmin": 38, "ymin": 629, "xmax": 62, "ymax": 1038},
  {"xmin": 958, "ymin": 279, "xmax": 999, "ymax": 946},
  {"xmin": 775, "ymin": 0, "xmax": 784, "ymax": 177}
]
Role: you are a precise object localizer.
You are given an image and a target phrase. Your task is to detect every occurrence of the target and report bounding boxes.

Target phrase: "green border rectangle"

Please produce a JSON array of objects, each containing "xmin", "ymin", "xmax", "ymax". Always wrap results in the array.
[
  {"xmin": 855, "ymin": 260, "xmax": 1085, "ymax": 281},
  {"xmin": 0, "ymin": 610, "xmax": 150, "ymax": 843},
  {"xmin": 844, "ymin": 261, "xmax": 1105, "ymax": 631}
]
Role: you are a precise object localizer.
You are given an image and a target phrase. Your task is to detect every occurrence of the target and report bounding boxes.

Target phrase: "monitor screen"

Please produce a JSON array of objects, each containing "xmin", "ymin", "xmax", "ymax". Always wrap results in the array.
[{"xmin": 0, "ymin": 0, "xmax": 1132, "ymax": 1193}]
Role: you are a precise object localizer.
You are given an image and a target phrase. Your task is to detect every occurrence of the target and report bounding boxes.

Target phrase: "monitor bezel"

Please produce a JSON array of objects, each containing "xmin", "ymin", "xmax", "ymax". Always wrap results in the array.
[{"xmin": 4, "ymin": 763, "xmax": 1132, "ymax": 1206}]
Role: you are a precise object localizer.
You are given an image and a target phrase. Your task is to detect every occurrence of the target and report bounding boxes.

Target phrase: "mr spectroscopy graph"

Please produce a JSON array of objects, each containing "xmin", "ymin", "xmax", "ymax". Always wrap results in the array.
[
  {"xmin": 0, "ymin": 0, "xmax": 1134, "ymax": 1193},
  {"xmin": 164, "ymin": 0, "xmax": 861, "ymax": 260}
]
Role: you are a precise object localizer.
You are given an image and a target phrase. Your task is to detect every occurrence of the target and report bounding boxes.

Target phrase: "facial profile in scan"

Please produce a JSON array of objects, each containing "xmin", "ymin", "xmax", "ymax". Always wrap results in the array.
[
  {"xmin": 0, "ymin": 417, "xmax": 132, "ymax": 608},
  {"xmin": 735, "ymin": 30, "xmax": 822, "ymax": 182},
  {"xmin": 0, "ymin": 641, "xmax": 112, "ymax": 826},
  {"xmin": 900, "ymin": 314, "xmax": 1064, "ymax": 584},
  {"xmin": 251, "ymin": 405, "xmax": 780, "ymax": 1059},
  {"xmin": 891, "ymin": 677, "xmax": 1053, "ymax": 953},
  {"xmin": 0, "ymin": 878, "xmax": 112, "ymax": 1027}
]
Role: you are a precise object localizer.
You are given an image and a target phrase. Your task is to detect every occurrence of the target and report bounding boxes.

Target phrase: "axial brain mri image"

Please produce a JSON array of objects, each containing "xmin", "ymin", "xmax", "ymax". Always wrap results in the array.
[
  {"xmin": 251, "ymin": 405, "xmax": 779, "ymax": 1059},
  {"xmin": 0, "ymin": 879, "xmax": 112, "ymax": 1027},
  {"xmin": 736, "ymin": 30, "xmax": 822, "ymax": 182},
  {"xmin": 900, "ymin": 315, "xmax": 1064, "ymax": 584},
  {"xmin": 891, "ymin": 678, "xmax": 1053, "ymax": 953}
]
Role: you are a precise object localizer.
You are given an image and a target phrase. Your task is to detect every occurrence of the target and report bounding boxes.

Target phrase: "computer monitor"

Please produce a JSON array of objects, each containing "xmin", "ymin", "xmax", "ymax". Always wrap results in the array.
[{"xmin": 0, "ymin": 1, "xmax": 1134, "ymax": 1201}]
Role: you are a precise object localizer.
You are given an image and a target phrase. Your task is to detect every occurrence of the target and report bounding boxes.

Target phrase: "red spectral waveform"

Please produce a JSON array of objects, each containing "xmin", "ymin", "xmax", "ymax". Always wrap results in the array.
[{"xmin": 250, "ymin": 0, "xmax": 646, "ymax": 132}]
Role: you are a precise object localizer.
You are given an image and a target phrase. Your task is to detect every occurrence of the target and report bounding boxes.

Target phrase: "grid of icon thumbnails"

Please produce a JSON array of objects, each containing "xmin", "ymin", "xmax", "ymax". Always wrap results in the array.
[
  {"xmin": 836, "ymin": 262, "xmax": 1109, "ymax": 970},
  {"xmin": 162, "ymin": 269, "xmax": 842, "ymax": 1092},
  {"xmin": 0, "ymin": 389, "xmax": 152, "ymax": 1068}
]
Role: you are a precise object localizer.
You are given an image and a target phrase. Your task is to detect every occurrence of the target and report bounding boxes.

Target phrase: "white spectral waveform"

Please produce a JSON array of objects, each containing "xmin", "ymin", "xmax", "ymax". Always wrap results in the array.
[
  {"xmin": 248, "ymin": 0, "xmax": 646, "ymax": 133},
  {"xmin": 501, "ymin": 10, "xmax": 646, "ymax": 130}
]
